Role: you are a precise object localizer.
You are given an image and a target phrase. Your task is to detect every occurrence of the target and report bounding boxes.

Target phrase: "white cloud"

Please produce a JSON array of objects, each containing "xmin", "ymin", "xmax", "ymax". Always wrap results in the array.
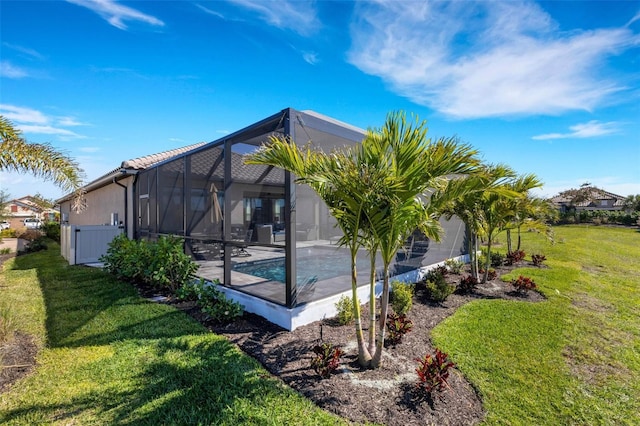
[
  {"xmin": 532, "ymin": 120, "xmax": 621, "ymax": 140},
  {"xmin": 0, "ymin": 61, "xmax": 28, "ymax": 79},
  {"xmin": 66, "ymin": 0, "xmax": 164, "ymax": 30},
  {"xmin": 18, "ymin": 125, "xmax": 83, "ymax": 138},
  {"xmin": 2, "ymin": 43, "xmax": 45, "ymax": 60},
  {"xmin": 195, "ymin": 3, "xmax": 225, "ymax": 19},
  {"xmin": 302, "ymin": 51, "xmax": 319, "ymax": 65},
  {"xmin": 227, "ymin": 0, "xmax": 320, "ymax": 36},
  {"xmin": 0, "ymin": 104, "xmax": 48, "ymax": 124},
  {"xmin": 347, "ymin": 1, "xmax": 639, "ymax": 119},
  {"xmin": 78, "ymin": 147, "xmax": 100, "ymax": 153},
  {"xmin": 0, "ymin": 104, "xmax": 86, "ymax": 139},
  {"xmin": 57, "ymin": 116, "xmax": 89, "ymax": 127}
]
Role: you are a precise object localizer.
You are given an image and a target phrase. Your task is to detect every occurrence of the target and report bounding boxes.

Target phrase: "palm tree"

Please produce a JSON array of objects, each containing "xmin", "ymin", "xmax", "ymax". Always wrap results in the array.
[
  {"xmin": 502, "ymin": 174, "xmax": 544, "ymax": 254},
  {"xmin": 0, "ymin": 116, "xmax": 85, "ymax": 211},
  {"xmin": 247, "ymin": 111, "xmax": 480, "ymax": 368}
]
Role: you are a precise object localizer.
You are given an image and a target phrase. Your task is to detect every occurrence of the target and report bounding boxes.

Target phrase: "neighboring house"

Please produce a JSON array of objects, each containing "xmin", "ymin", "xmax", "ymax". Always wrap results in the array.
[
  {"xmin": 2, "ymin": 195, "xmax": 58, "ymax": 228},
  {"xmin": 550, "ymin": 187, "xmax": 626, "ymax": 212},
  {"xmin": 57, "ymin": 107, "xmax": 467, "ymax": 330}
]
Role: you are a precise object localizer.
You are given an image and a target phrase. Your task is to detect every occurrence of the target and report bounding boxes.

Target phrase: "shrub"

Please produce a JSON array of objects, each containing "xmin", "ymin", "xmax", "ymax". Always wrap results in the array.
[
  {"xmin": 0, "ymin": 248, "xmax": 10, "ymax": 255},
  {"xmin": 101, "ymin": 234, "xmax": 150, "ymax": 283},
  {"xmin": 444, "ymin": 258, "xmax": 464, "ymax": 274},
  {"xmin": 334, "ymin": 295, "xmax": 356, "ymax": 325},
  {"xmin": 391, "ymin": 281, "xmax": 414, "ymax": 315},
  {"xmin": 101, "ymin": 235, "xmax": 197, "ymax": 291},
  {"xmin": 415, "ymin": 348, "xmax": 456, "ymax": 397},
  {"xmin": 531, "ymin": 254, "xmax": 547, "ymax": 267},
  {"xmin": 427, "ymin": 265, "xmax": 449, "ymax": 280},
  {"xmin": 511, "ymin": 275, "xmax": 537, "ymax": 294},
  {"xmin": 506, "ymin": 250, "xmax": 526, "ymax": 266},
  {"xmin": 385, "ymin": 313, "xmax": 413, "ymax": 346},
  {"xmin": 19, "ymin": 236, "xmax": 48, "ymax": 254},
  {"xmin": 0, "ymin": 229, "xmax": 17, "ymax": 238},
  {"xmin": 310, "ymin": 342, "xmax": 344, "ymax": 378},
  {"xmin": 479, "ymin": 267, "xmax": 498, "ymax": 281},
  {"xmin": 490, "ymin": 252, "xmax": 505, "ymax": 267},
  {"xmin": 16, "ymin": 229, "xmax": 42, "ymax": 242},
  {"xmin": 425, "ymin": 273, "xmax": 455, "ymax": 303},
  {"xmin": 41, "ymin": 222, "xmax": 60, "ymax": 242},
  {"xmin": 177, "ymin": 279, "xmax": 244, "ymax": 323},
  {"xmin": 457, "ymin": 275, "xmax": 478, "ymax": 294},
  {"xmin": 147, "ymin": 236, "xmax": 198, "ymax": 291}
]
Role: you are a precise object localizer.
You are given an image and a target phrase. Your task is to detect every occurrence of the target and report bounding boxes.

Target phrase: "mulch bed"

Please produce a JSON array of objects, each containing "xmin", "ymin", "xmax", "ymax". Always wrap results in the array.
[{"xmin": 167, "ymin": 264, "xmax": 545, "ymax": 426}]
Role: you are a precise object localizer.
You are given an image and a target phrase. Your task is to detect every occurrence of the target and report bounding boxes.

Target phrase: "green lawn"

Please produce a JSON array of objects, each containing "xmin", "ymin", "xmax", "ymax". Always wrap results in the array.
[
  {"xmin": 432, "ymin": 225, "xmax": 640, "ymax": 425},
  {"xmin": 0, "ymin": 243, "xmax": 347, "ymax": 425},
  {"xmin": 1, "ymin": 226, "xmax": 638, "ymax": 425}
]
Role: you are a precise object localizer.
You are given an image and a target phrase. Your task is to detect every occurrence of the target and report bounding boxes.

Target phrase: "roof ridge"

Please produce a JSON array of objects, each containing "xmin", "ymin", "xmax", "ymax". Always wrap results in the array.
[{"xmin": 121, "ymin": 141, "xmax": 207, "ymax": 170}]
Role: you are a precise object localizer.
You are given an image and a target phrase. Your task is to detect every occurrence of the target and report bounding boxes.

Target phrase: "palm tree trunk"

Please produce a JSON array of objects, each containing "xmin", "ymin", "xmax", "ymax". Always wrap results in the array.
[
  {"xmin": 483, "ymin": 234, "xmax": 492, "ymax": 283},
  {"xmin": 367, "ymin": 254, "xmax": 376, "ymax": 355},
  {"xmin": 506, "ymin": 229, "xmax": 512, "ymax": 254},
  {"xmin": 351, "ymin": 252, "xmax": 371, "ymax": 367},
  {"xmin": 516, "ymin": 226, "xmax": 522, "ymax": 251},
  {"xmin": 371, "ymin": 266, "xmax": 390, "ymax": 368}
]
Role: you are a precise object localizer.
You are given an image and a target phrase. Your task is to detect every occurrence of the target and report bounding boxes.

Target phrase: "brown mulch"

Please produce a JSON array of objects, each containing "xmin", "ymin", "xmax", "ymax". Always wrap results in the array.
[{"xmin": 169, "ymin": 264, "xmax": 545, "ymax": 426}]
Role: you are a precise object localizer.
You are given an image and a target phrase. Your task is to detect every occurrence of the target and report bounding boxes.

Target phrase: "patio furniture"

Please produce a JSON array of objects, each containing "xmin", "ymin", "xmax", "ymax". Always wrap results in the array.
[{"xmin": 231, "ymin": 229, "xmax": 253, "ymax": 257}]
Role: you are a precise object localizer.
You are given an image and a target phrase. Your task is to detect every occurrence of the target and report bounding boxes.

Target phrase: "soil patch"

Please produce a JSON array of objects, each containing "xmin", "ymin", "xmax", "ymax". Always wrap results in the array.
[{"xmin": 0, "ymin": 332, "xmax": 38, "ymax": 393}]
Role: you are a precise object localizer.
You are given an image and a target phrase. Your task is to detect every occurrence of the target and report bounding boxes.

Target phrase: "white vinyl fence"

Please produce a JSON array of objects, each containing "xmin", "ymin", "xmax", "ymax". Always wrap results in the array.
[{"xmin": 61, "ymin": 224, "xmax": 123, "ymax": 265}]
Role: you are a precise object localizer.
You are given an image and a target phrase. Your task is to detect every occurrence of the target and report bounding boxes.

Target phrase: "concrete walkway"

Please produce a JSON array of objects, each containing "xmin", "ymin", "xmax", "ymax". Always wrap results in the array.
[{"xmin": 0, "ymin": 238, "xmax": 28, "ymax": 254}]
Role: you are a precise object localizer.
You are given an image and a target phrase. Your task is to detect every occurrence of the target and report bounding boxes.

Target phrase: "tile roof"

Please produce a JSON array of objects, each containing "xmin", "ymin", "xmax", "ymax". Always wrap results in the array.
[
  {"xmin": 550, "ymin": 187, "xmax": 626, "ymax": 207},
  {"xmin": 122, "ymin": 142, "xmax": 207, "ymax": 170}
]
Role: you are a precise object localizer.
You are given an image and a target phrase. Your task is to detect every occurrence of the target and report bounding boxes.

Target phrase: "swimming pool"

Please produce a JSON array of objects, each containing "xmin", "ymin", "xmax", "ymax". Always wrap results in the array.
[{"xmin": 232, "ymin": 251, "xmax": 372, "ymax": 284}]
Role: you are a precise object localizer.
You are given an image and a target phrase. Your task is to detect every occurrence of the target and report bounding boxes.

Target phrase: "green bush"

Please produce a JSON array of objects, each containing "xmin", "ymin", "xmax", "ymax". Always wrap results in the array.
[
  {"xmin": 444, "ymin": 258, "xmax": 464, "ymax": 274},
  {"xmin": 41, "ymin": 222, "xmax": 60, "ymax": 242},
  {"xmin": 101, "ymin": 234, "xmax": 197, "ymax": 291},
  {"xmin": 425, "ymin": 273, "xmax": 455, "ymax": 303},
  {"xmin": 176, "ymin": 279, "xmax": 244, "ymax": 323},
  {"xmin": 19, "ymin": 236, "xmax": 48, "ymax": 254},
  {"xmin": 391, "ymin": 281, "xmax": 414, "ymax": 315},
  {"xmin": 0, "ymin": 229, "xmax": 17, "ymax": 238},
  {"xmin": 334, "ymin": 295, "xmax": 356, "ymax": 325}
]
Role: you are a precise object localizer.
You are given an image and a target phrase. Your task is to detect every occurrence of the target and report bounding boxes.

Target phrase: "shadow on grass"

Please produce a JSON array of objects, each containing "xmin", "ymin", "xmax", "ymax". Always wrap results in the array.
[
  {"xmin": 10, "ymin": 244, "xmax": 206, "ymax": 348},
  {"xmin": 3, "ymin": 244, "xmax": 331, "ymax": 424},
  {"xmin": 1, "ymin": 336, "xmax": 300, "ymax": 424}
]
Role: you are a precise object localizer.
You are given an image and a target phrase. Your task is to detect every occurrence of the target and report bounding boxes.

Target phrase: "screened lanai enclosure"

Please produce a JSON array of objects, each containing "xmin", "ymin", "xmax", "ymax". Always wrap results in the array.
[{"xmin": 133, "ymin": 108, "xmax": 467, "ymax": 329}]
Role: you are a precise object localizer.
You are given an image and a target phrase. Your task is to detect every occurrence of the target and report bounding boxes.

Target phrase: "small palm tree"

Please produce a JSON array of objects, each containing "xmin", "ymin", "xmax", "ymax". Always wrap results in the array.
[
  {"xmin": 247, "ymin": 111, "xmax": 480, "ymax": 368},
  {"xmin": 0, "ymin": 116, "xmax": 85, "ymax": 211}
]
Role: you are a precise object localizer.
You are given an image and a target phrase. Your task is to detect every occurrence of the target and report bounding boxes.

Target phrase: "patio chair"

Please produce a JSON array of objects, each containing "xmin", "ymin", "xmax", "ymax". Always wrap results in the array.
[{"xmin": 231, "ymin": 229, "xmax": 253, "ymax": 257}]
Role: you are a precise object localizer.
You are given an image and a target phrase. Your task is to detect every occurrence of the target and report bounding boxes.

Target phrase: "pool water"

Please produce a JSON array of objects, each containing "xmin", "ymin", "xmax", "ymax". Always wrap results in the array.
[{"xmin": 232, "ymin": 253, "xmax": 370, "ymax": 284}]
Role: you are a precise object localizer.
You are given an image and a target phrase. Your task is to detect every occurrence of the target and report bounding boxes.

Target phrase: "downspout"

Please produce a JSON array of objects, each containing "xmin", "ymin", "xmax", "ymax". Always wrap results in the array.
[{"xmin": 113, "ymin": 177, "xmax": 128, "ymax": 234}]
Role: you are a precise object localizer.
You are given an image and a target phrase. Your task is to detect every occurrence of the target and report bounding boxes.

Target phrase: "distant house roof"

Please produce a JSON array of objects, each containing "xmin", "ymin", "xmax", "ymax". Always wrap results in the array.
[{"xmin": 550, "ymin": 187, "xmax": 626, "ymax": 209}]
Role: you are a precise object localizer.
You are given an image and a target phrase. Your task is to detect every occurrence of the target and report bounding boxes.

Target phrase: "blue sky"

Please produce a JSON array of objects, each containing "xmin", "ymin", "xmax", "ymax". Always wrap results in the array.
[{"xmin": 1, "ymin": 0, "xmax": 639, "ymax": 202}]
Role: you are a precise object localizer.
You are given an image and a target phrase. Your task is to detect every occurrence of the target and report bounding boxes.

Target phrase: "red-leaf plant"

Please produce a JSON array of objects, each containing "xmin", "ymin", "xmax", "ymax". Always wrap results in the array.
[
  {"xmin": 385, "ymin": 313, "xmax": 413, "ymax": 346},
  {"xmin": 415, "ymin": 348, "xmax": 456, "ymax": 398},
  {"xmin": 511, "ymin": 275, "xmax": 537, "ymax": 293},
  {"xmin": 310, "ymin": 342, "xmax": 344, "ymax": 379},
  {"xmin": 531, "ymin": 254, "xmax": 547, "ymax": 267}
]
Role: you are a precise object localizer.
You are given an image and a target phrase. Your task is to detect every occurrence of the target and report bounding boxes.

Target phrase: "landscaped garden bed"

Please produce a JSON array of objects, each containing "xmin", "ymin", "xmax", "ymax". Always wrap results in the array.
[{"xmin": 160, "ymin": 263, "xmax": 545, "ymax": 426}]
